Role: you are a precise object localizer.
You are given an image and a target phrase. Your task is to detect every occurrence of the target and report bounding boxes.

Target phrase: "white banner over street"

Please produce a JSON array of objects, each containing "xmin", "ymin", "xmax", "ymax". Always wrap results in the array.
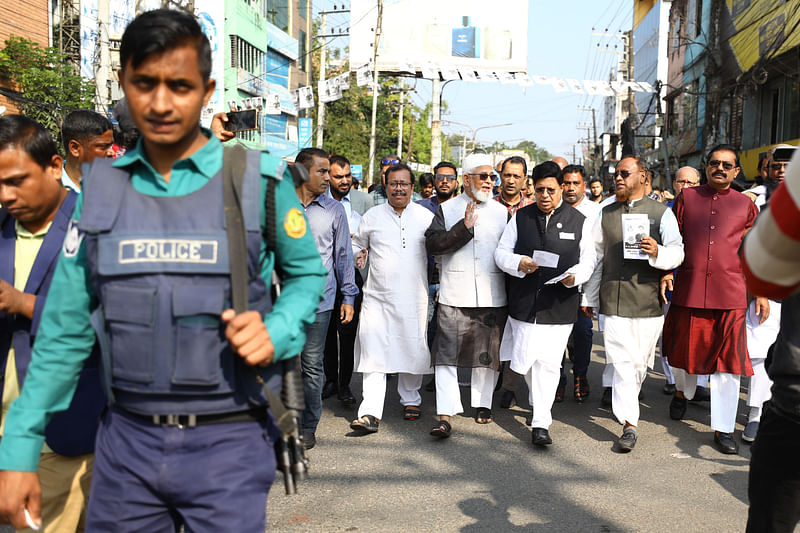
[{"xmin": 350, "ymin": 0, "xmax": 528, "ymax": 74}]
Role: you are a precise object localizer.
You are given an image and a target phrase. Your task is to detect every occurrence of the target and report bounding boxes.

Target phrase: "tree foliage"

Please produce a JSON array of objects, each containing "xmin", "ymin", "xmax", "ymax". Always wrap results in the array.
[{"xmin": 0, "ymin": 36, "xmax": 95, "ymax": 141}]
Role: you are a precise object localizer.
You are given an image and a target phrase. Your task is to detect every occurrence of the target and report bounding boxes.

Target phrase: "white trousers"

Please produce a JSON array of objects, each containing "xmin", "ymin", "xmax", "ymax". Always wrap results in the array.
[
  {"xmin": 610, "ymin": 362, "xmax": 649, "ymax": 426},
  {"xmin": 358, "ymin": 372, "xmax": 423, "ymax": 419},
  {"xmin": 604, "ymin": 315, "xmax": 664, "ymax": 427},
  {"xmin": 746, "ymin": 358, "xmax": 772, "ymax": 421},
  {"xmin": 674, "ymin": 369, "xmax": 740, "ymax": 433},
  {"xmin": 524, "ymin": 362, "xmax": 561, "ymax": 429},
  {"xmin": 435, "ymin": 366, "xmax": 498, "ymax": 416}
]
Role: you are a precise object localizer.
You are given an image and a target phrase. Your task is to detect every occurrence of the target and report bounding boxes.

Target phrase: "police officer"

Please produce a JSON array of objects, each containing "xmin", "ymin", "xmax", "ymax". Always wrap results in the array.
[{"xmin": 0, "ymin": 9, "xmax": 326, "ymax": 532}]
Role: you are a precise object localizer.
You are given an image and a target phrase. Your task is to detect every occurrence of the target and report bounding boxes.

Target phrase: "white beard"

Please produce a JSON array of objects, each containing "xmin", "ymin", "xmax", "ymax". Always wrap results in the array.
[{"xmin": 471, "ymin": 184, "xmax": 492, "ymax": 203}]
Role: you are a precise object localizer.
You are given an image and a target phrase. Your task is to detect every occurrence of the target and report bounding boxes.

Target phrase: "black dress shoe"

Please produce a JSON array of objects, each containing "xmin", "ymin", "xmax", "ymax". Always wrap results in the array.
[
  {"xmin": 662, "ymin": 383, "xmax": 676, "ymax": 395},
  {"xmin": 531, "ymin": 427, "xmax": 552, "ymax": 446},
  {"xmin": 669, "ymin": 395, "xmax": 687, "ymax": 420},
  {"xmin": 601, "ymin": 387, "xmax": 612, "ymax": 407},
  {"xmin": 714, "ymin": 432, "xmax": 738, "ymax": 454},
  {"xmin": 500, "ymin": 390, "xmax": 517, "ymax": 409},
  {"xmin": 302, "ymin": 431, "xmax": 316, "ymax": 450},
  {"xmin": 338, "ymin": 387, "xmax": 356, "ymax": 406},
  {"xmin": 690, "ymin": 386, "xmax": 710, "ymax": 402},
  {"xmin": 321, "ymin": 381, "xmax": 337, "ymax": 400},
  {"xmin": 617, "ymin": 428, "xmax": 637, "ymax": 452}
]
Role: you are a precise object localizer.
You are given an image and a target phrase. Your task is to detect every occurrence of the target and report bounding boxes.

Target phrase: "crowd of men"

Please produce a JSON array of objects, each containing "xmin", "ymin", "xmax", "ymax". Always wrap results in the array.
[{"xmin": 0, "ymin": 8, "xmax": 798, "ymax": 532}]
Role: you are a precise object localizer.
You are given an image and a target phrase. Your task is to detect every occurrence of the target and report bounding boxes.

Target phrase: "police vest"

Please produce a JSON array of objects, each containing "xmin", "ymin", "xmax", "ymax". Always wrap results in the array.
[
  {"xmin": 599, "ymin": 197, "xmax": 668, "ymax": 318},
  {"xmin": 506, "ymin": 203, "xmax": 584, "ymax": 324},
  {"xmin": 79, "ymin": 151, "xmax": 281, "ymax": 415}
]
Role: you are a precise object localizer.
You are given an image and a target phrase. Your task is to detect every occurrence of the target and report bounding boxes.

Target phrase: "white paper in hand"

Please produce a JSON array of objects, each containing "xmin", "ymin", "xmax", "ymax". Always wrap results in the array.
[
  {"xmin": 532, "ymin": 250, "xmax": 559, "ymax": 269},
  {"xmin": 545, "ymin": 271, "xmax": 572, "ymax": 285},
  {"xmin": 621, "ymin": 213, "xmax": 650, "ymax": 260}
]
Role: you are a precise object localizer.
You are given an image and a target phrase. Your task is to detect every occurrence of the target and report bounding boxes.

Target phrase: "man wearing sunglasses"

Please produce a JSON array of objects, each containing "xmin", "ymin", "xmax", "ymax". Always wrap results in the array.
[
  {"xmin": 371, "ymin": 154, "xmax": 421, "ymax": 206},
  {"xmin": 662, "ymin": 144, "xmax": 762, "ymax": 455},
  {"xmin": 418, "ymin": 161, "xmax": 460, "ymax": 349},
  {"xmin": 740, "ymin": 144, "xmax": 795, "ymax": 445},
  {"xmin": 495, "ymin": 162, "xmax": 597, "ymax": 446},
  {"xmin": 425, "ymin": 153, "xmax": 509, "ymax": 437},
  {"xmin": 582, "ymin": 154, "xmax": 685, "ymax": 453}
]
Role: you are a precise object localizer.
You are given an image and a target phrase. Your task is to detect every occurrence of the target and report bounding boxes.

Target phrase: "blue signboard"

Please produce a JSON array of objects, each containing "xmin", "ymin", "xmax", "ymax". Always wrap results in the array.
[
  {"xmin": 351, "ymin": 164, "xmax": 363, "ymax": 183},
  {"xmin": 298, "ymin": 118, "xmax": 313, "ymax": 148}
]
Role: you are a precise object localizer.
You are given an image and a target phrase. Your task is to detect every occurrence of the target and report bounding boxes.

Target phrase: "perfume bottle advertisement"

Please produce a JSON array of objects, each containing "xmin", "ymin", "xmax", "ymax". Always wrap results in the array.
[{"xmin": 349, "ymin": 0, "xmax": 528, "ymax": 73}]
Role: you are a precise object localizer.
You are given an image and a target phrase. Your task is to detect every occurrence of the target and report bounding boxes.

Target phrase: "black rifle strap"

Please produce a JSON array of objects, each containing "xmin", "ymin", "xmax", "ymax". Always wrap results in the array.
[
  {"xmin": 222, "ymin": 146, "xmax": 295, "ymax": 432},
  {"xmin": 222, "ymin": 144, "xmax": 249, "ymax": 314}
]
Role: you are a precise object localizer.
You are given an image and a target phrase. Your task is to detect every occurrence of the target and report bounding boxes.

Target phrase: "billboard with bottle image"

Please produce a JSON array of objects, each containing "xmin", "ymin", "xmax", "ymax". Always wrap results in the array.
[{"xmin": 350, "ymin": 0, "xmax": 528, "ymax": 74}]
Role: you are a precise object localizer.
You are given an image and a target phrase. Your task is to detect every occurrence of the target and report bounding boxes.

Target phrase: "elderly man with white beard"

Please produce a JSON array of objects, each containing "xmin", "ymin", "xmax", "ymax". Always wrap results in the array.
[{"xmin": 424, "ymin": 153, "xmax": 509, "ymax": 438}]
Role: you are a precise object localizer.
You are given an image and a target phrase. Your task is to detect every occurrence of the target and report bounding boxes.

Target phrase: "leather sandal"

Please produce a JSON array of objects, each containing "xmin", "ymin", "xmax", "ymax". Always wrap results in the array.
[
  {"xmin": 430, "ymin": 419, "xmax": 452, "ymax": 438},
  {"xmin": 350, "ymin": 415, "xmax": 379, "ymax": 433},
  {"xmin": 475, "ymin": 407, "xmax": 493, "ymax": 424},
  {"xmin": 403, "ymin": 405, "xmax": 421, "ymax": 421}
]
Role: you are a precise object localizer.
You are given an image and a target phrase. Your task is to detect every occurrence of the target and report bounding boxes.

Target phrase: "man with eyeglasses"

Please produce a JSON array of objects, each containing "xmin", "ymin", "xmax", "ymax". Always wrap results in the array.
[
  {"xmin": 425, "ymin": 153, "xmax": 509, "ymax": 437},
  {"xmin": 322, "ymin": 155, "xmax": 373, "ymax": 407},
  {"xmin": 740, "ymin": 144, "xmax": 795, "ymax": 444},
  {"xmin": 662, "ymin": 144, "xmax": 762, "ymax": 455},
  {"xmin": 495, "ymin": 162, "xmax": 597, "ymax": 446},
  {"xmin": 582, "ymin": 154, "xmax": 685, "ymax": 452},
  {"xmin": 349, "ymin": 164, "xmax": 434, "ymax": 433},
  {"xmin": 371, "ymin": 154, "xmax": 421, "ymax": 206}
]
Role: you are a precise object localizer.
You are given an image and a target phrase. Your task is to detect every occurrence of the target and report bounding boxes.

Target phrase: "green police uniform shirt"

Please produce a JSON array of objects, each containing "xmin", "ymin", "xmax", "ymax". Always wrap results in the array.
[{"xmin": 0, "ymin": 131, "xmax": 327, "ymax": 472}]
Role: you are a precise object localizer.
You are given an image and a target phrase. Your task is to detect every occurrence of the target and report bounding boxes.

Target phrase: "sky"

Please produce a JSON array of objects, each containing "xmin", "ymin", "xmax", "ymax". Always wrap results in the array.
[{"xmin": 321, "ymin": 0, "xmax": 634, "ymax": 162}]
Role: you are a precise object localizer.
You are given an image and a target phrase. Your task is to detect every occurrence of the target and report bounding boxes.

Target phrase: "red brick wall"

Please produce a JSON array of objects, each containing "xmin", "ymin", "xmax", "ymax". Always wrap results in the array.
[{"xmin": 0, "ymin": 0, "xmax": 51, "ymax": 114}]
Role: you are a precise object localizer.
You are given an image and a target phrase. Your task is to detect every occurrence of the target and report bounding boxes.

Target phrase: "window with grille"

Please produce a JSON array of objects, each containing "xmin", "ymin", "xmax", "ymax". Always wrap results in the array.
[{"xmin": 230, "ymin": 35, "xmax": 266, "ymax": 74}]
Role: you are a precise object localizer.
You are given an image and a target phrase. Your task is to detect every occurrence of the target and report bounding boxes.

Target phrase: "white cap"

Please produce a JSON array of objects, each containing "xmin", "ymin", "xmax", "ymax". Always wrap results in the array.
[{"xmin": 462, "ymin": 153, "xmax": 493, "ymax": 174}]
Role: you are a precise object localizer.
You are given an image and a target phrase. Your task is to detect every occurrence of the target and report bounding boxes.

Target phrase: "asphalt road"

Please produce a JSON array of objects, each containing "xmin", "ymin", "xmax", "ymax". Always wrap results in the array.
[{"xmin": 265, "ymin": 329, "xmax": 776, "ymax": 533}]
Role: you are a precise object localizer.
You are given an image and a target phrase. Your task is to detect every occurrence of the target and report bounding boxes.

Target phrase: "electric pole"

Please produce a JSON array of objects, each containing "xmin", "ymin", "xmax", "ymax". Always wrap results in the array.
[
  {"xmin": 315, "ymin": 8, "xmax": 327, "ymax": 147},
  {"xmin": 366, "ymin": 0, "xmax": 383, "ymax": 184},
  {"xmin": 430, "ymin": 79, "xmax": 441, "ymax": 166},
  {"xmin": 397, "ymin": 79, "xmax": 405, "ymax": 156},
  {"xmin": 314, "ymin": 3, "xmax": 350, "ymax": 147}
]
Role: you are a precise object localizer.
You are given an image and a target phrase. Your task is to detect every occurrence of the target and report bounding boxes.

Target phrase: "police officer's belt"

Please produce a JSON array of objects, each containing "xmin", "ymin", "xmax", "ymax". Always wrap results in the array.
[{"xmin": 118, "ymin": 406, "xmax": 266, "ymax": 428}]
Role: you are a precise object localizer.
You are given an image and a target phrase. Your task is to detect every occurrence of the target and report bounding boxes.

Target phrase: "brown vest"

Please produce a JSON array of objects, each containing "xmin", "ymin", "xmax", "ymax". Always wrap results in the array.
[{"xmin": 599, "ymin": 197, "xmax": 669, "ymax": 318}]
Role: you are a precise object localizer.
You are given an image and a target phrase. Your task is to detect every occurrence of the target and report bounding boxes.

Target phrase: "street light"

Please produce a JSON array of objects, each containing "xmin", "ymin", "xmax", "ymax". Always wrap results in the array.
[{"xmin": 471, "ymin": 123, "xmax": 512, "ymax": 149}]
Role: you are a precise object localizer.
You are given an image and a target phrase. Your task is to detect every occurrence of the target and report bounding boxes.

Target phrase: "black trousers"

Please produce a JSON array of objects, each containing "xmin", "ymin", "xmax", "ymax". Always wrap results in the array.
[
  {"xmin": 323, "ymin": 270, "xmax": 363, "ymax": 390},
  {"xmin": 746, "ymin": 402, "xmax": 800, "ymax": 533}
]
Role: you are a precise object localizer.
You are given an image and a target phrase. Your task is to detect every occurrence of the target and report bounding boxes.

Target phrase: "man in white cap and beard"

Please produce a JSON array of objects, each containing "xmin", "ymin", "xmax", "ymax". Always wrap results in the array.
[{"xmin": 425, "ymin": 153, "xmax": 509, "ymax": 437}]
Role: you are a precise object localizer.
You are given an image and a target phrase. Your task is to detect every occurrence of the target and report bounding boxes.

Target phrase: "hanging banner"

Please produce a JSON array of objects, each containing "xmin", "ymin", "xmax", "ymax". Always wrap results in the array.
[
  {"xmin": 337, "ymin": 73, "xmax": 351, "ymax": 91},
  {"xmin": 356, "ymin": 64, "xmax": 372, "ymax": 86},
  {"xmin": 195, "ymin": 0, "xmax": 225, "ymax": 127},
  {"xmin": 264, "ymin": 93, "xmax": 282, "ymax": 115},
  {"xmin": 297, "ymin": 86, "xmax": 315, "ymax": 109},
  {"xmin": 79, "ymin": 0, "xmax": 98, "ymax": 79}
]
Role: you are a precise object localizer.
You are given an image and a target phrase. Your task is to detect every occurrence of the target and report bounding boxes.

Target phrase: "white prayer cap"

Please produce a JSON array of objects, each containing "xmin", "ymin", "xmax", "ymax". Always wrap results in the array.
[{"xmin": 462, "ymin": 153, "xmax": 493, "ymax": 174}]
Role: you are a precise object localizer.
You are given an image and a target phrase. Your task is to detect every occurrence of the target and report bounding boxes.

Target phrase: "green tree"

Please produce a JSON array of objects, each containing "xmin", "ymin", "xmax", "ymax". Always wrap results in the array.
[
  {"xmin": 512, "ymin": 140, "xmax": 552, "ymax": 165},
  {"xmin": 0, "ymin": 36, "xmax": 95, "ymax": 141}
]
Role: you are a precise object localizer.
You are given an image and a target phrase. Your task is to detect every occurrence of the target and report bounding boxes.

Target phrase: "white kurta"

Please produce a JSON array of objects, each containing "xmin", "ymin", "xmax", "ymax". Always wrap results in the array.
[
  {"xmin": 353, "ymin": 203, "xmax": 434, "ymax": 374},
  {"xmin": 494, "ymin": 204, "xmax": 598, "ymax": 372}
]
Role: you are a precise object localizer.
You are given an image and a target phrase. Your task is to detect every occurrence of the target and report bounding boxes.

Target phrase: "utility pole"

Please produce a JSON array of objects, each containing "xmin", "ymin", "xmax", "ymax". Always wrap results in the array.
[
  {"xmin": 625, "ymin": 30, "xmax": 635, "ymax": 120},
  {"xmin": 397, "ymin": 78, "xmax": 405, "ymax": 156},
  {"xmin": 313, "ymin": 4, "xmax": 350, "ymax": 146},
  {"xmin": 315, "ymin": 7, "xmax": 327, "ymax": 147},
  {"xmin": 430, "ymin": 78, "xmax": 441, "ymax": 166},
  {"xmin": 366, "ymin": 0, "xmax": 383, "ymax": 184}
]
